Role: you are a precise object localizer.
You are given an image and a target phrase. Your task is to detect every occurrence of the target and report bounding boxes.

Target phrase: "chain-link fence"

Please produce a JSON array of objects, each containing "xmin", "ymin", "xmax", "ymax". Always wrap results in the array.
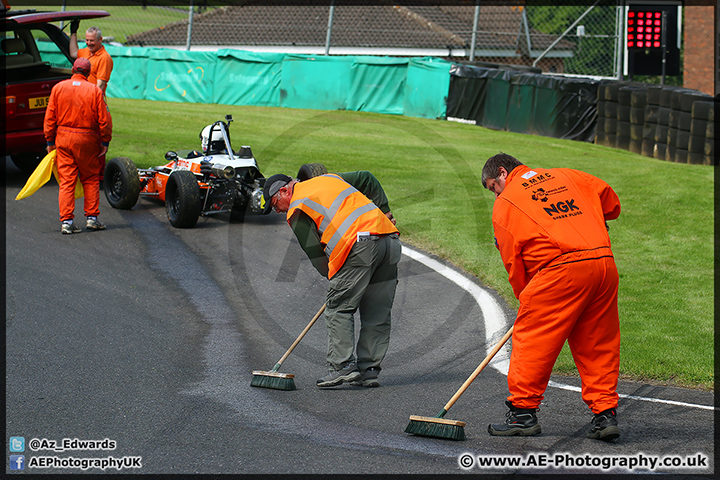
[{"xmin": 23, "ymin": 1, "xmax": 642, "ymax": 80}]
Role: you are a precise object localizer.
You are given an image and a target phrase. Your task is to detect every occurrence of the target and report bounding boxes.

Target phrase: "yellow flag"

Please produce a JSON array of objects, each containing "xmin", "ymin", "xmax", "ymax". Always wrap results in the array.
[{"xmin": 15, "ymin": 150, "xmax": 84, "ymax": 200}]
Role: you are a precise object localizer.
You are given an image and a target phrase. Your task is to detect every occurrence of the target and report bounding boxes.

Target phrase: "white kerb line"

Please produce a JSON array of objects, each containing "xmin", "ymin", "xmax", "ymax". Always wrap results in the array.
[{"xmin": 401, "ymin": 245, "xmax": 717, "ymax": 412}]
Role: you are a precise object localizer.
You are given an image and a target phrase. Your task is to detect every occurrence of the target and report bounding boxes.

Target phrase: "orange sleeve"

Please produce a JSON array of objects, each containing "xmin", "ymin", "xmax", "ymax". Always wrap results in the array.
[
  {"xmin": 43, "ymin": 84, "xmax": 60, "ymax": 144},
  {"xmin": 563, "ymin": 169, "xmax": 621, "ymax": 221},
  {"xmin": 492, "ymin": 200, "xmax": 531, "ymax": 299},
  {"xmin": 96, "ymin": 89, "xmax": 112, "ymax": 144}
]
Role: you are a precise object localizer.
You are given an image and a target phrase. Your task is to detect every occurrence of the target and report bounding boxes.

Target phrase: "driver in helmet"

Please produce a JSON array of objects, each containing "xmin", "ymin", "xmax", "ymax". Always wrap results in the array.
[{"xmin": 200, "ymin": 124, "xmax": 229, "ymax": 155}]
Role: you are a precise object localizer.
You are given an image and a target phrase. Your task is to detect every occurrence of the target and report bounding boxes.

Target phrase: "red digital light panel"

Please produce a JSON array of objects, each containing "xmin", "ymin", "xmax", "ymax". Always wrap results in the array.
[{"xmin": 627, "ymin": 10, "xmax": 664, "ymax": 48}]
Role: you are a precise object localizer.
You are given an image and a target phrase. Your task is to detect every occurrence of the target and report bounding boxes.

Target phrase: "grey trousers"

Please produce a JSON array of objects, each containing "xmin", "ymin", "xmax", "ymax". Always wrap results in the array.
[{"xmin": 325, "ymin": 233, "xmax": 401, "ymax": 373}]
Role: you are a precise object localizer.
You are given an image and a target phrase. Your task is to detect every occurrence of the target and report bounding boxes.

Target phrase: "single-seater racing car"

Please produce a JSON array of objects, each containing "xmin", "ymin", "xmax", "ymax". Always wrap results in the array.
[{"xmin": 103, "ymin": 115, "xmax": 266, "ymax": 228}]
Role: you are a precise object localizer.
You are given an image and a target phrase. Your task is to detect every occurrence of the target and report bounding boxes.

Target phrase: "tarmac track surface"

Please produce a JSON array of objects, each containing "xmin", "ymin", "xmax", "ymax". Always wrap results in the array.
[{"xmin": 5, "ymin": 159, "xmax": 715, "ymax": 476}]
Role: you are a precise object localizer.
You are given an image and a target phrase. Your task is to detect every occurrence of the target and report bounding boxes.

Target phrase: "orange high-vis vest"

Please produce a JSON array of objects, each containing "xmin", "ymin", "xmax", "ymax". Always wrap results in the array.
[{"xmin": 287, "ymin": 174, "xmax": 398, "ymax": 279}]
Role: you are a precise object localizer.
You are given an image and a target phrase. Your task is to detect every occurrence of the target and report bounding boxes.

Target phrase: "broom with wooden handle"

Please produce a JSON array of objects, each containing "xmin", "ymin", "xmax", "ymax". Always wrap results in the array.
[
  {"xmin": 405, "ymin": 325, "xmax": 514, "ymax": 440},
  {"xmin": 251, "ymin": 303, "xmax": 326, "ymax": 391}
]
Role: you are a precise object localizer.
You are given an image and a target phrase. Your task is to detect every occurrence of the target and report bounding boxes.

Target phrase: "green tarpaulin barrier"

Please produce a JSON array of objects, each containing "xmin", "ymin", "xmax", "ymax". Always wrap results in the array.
[
  {"xmin": 506, "ymin": 73, "xmax": 537, "ymax": 134},
  {"xmin": 481, "ymin": 69, "xmax": 512, "ymax": 131},
  {"xmin": 104, "ymin": 45, "xmax": 150, "ymax": 100},
  {"xmin": 347, "ymin": 56, "xmax": 407, "ymax": 115},
  {"xmin": 215, "ymin": 49, "xmax": 284, "ymax": 107},
  {"xmin": 36, "ymin": 40, "xmax": 72, "ymax": 69},
  {"xmin": 146, "ymin": 49, "xmax": 216, "ymax": 103},
  {"xmin": 279, "ymin": 54, "xmax": 353, "ymax": 111},
  {"xmin": 96, "ymin": 47, "xmax": 453, "ymax": 119},
  {"xmin": 404, "ymin": 57, "xmax": 452, "ymax": 119}
]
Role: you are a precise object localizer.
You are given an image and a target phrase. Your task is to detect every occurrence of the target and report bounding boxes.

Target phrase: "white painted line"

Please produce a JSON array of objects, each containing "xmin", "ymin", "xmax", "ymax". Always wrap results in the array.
[{"xmin": 402, "ymin": 245, "xmax": 717, "ymax": 412}]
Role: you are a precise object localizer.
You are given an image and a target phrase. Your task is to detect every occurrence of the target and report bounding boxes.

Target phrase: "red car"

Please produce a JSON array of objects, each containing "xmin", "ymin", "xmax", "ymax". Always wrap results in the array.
[{"xmin": 2, "ymin": 4, "xmax": 109, "ymax": 173}]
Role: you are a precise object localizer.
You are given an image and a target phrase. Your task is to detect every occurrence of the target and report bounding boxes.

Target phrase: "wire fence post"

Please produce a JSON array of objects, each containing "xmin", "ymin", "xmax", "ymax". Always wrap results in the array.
[
  {"xmin": 469, "ymin": 0, "xmax": 480, "ymax": 61},
  {"xmin": 186, "ymin": 0, "xmax": 194, "ymax": 51},
  {"xmin": 325, "ymin": 0, "xmax": 335, "ymax": 56}
]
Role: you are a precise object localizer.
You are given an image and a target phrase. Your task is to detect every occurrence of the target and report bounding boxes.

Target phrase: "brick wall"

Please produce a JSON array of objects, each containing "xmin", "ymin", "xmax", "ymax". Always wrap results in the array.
[{"xmin": 683, "ymin": 0, "xmax": 716, "ymax": 96}]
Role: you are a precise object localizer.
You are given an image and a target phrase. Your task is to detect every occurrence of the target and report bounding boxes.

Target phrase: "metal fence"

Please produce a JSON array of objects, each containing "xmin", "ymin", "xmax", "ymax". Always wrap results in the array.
[{"xmin": 28, "ymin": 1, "xmax": 626, "ymax": 79}]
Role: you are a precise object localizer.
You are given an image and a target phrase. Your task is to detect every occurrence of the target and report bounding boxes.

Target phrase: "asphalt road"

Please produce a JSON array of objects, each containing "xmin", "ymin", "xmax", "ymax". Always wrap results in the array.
[{"xmin": 5, "ymin": 158, "xmax": 715, "ymax": 476}]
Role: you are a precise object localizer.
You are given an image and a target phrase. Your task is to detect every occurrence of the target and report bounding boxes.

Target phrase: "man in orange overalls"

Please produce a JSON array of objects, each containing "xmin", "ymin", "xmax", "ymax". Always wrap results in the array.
[
  {"xmin": 44, "ymin": 57, "xmax": 112, "ymax": 234},
  {"xmin": 70, "ymin": 22, "xmax": 114, "ymax": 181},
  {"xmin": 482, "ymin": 152, "xmax": 621, "ymax": 442}
]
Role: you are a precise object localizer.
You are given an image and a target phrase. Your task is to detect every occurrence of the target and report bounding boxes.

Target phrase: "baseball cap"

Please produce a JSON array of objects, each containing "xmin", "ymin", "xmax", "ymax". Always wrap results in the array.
[
  {"xmin": 72, "ymin": 57, "xmax": 91, "ymax": 76},
  {"xmin": 262, "ymin": 174, "xmax": 292, "ymax": 214}
]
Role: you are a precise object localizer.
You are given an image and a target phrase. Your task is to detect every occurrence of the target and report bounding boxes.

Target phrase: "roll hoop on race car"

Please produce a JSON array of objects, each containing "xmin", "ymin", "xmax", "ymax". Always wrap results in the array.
[{"xmin": 103, "ymin": 115, "xmax": 267, "ymax": 228}]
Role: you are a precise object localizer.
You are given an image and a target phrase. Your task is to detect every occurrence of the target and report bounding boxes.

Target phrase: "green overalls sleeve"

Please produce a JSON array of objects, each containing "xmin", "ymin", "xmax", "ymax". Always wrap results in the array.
[
  {"xmin": 288, "ymin": 209, "xmax": 330, "ymax": 278},
  {"xmin": 338, "ymin": 171, "xmax": 391, "ymax": 214}
]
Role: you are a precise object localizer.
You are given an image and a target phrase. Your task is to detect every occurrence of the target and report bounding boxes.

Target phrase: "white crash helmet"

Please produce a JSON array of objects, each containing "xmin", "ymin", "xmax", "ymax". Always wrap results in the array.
[{"xmin": 200, "ymin": 124, "xmax": 225, "ymax": 154}]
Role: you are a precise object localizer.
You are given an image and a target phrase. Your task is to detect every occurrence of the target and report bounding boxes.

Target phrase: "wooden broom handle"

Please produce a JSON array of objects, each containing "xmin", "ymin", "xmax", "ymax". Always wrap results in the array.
[
  {"xmin": 277, "ymin": 303, "xmax": 326, "ymax": 366},
  {"xmin": 442, "ymin": 325, "xmax": 514, "ymax": 412}
]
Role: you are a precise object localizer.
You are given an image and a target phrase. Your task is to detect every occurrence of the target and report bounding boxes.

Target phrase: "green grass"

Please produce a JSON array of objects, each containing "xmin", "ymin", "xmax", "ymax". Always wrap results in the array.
[{"xmin": 105, "ymin": 97, "xmax": 714, "ymax": 390}]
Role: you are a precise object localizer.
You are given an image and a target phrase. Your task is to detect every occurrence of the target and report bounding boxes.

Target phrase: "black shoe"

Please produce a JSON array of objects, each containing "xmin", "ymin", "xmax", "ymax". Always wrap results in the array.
[
  {"xmin": 350, "ymin": 367, "xmax": 380, "ymax": 388},
  {"xmin": 587, "ymin": 408, "xmax": 620, "ymax": 442},
  {"xmin": 488, "ymin": 400, "xmax": 541, "ymax": 436}
]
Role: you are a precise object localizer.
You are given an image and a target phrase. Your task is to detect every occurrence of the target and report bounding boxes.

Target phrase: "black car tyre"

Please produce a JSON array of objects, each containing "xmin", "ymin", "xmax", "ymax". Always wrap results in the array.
[
  {"xmin": 11, "ymin": 152, "xmax": 44, "ymax": 176},
  {"xmin": 104, "ymin": 157, "xmax": 140, "ymax": 209},
  {"xmin": 166, "ymin": 170, "xmax": 201, "ymax": 228},
  {"xmin": 297, "ymin": 163, "xmax": 328, "ymax": 181}
]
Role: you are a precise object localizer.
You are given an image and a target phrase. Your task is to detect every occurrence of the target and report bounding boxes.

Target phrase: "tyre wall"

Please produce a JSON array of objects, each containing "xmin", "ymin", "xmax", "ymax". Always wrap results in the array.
[{"xmin": 595, "ymin": 82, "xmax": 715, "ymax": 165}]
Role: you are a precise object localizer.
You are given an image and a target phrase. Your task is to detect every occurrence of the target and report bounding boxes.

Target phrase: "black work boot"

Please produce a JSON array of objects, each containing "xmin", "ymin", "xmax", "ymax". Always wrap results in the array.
[
  {"xmin": 587, "ymin": 408, "xmax": 620, "ymax": 442},
  {"xmin": 488, "ymin": 400, "xmax": 541, "ymax": 436}
]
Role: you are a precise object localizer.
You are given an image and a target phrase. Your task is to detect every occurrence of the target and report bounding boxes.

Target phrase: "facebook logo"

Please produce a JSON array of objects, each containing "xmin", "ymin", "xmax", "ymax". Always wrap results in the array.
[
  {"xmin": 9, "ymin": 436, "xmax": 25, "ymax": 452},
  {"xmin": 9, "ymin": 455, "xmax": 25, "ymax": 470}
]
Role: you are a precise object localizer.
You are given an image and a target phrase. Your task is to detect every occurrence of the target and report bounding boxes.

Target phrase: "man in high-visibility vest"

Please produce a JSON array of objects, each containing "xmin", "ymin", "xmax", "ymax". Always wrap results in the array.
[
  {"xmin": 44, "ymin": 57, "xmax": 112, "ymax": 234},
  {"xmin": 482, "ymin": 152, "xmax": 621, "ymax": 442},
  {"xmin": 263, "ymin": 171, "xmax": 401, "ymax": 388}
]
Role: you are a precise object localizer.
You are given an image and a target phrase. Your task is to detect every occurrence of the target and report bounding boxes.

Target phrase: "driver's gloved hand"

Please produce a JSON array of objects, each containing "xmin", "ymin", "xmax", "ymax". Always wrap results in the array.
[
  {"xmin": 70, "ymin": 20, "xmax": 80, "ymax": 35},
  {"xmin": 200, "ymin": 160, "xmax": 212, "ymax": 176}
]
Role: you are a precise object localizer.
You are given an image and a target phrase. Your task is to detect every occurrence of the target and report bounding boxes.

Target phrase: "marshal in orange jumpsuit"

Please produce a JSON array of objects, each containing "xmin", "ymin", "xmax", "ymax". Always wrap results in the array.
[
  {"xmin": 489, "ymin": 160, "xmax": 621, "ymax": 415},
  {"xmin": 44, "ymin": 60, "xmax": 112, "ymax": 223}
]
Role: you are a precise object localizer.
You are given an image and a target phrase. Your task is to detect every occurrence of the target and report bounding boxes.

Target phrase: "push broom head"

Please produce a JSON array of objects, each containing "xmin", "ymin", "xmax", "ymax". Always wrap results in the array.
[
  {"xmin": 250, "ymin": 370, "xmax": 296, "ymax": 391},
  {"xmin": 405, "ymin": 414, "xmax": 466, "ymax": 441}
]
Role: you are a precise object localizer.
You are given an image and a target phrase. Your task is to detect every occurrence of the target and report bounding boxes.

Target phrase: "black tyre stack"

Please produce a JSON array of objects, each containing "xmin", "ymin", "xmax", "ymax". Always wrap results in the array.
[
  {"xmin": 595, "ymin": 83, "xmax": 608, "ymax": 147},
  {"xmin": 688, "ymin": 100, "xmax": 715, "ymax": 165},
  {"xmin": 642, "ymin": 86, "xmax": 662, "ymax": 157},
  {"xmin": 602, "ymin": 83, "xmax": 621, "ymax": 148},
  {"xmin": 627, "ymin": 86, "xmax": 647, "ymax": 155},
  {"xmin": 615, "ymin": 86, "xmax": 633, "ymax": 151},
  {"xmin": 654, "ymin": 86, "xmax": 678, "ymax": 161}
]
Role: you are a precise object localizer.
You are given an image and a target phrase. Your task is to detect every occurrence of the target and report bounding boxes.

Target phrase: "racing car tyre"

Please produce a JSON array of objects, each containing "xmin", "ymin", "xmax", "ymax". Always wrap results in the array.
[
  {"xmin": 297, "ymin": 163, "xmax": 328, "ymax": 181},
  {"xmin": 11, "ymin": 152, "xmax": 44, "ymax": 176},
  {"xmin": 104, "ymin": 157, "xmax": 140, "ymax": 210},
  {"xmin": 165, "ymin": 170, "xmax": 202, "ymax": 228}
]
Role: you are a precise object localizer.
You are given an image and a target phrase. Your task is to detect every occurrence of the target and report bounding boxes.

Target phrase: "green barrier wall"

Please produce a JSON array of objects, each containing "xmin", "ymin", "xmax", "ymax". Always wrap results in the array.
[
  {"xmin": 215, "ymin": 50, "xmax": 284, "ymax": 107},
  {"xmin": 99, "ymin": 46, "xmax": 450, "ymax": 120},
  {"xmin": 145, "ymin": 49, "xmax": 217, "ymax": 103},
  {"xmin": 447, "ymin": 65, "xmax": 599, "ymax": 143},
  {"xmin": 104, "ymin": 45, "xmax": 150, "ymax": 100},
  {"xmin": 404, "ymin": 57, "xmax": 452, "ymax": 120},
  {"xmin": 280, "ymin": 54, "xmax": 353, "ymax": 111},
  {"xmin": 36, "ymin": 41, "xmax": 72, "ymax": 69},
  {"xmin": 347, "ymin": 56, "xmax": 407, "ymax": 115}
]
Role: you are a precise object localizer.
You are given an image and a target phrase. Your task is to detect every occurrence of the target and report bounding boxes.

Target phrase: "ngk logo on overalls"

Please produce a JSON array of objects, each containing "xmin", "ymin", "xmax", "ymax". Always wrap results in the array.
[{"xmin": 543, "ymin": 199, "xmax": 582, "ymax": 219}]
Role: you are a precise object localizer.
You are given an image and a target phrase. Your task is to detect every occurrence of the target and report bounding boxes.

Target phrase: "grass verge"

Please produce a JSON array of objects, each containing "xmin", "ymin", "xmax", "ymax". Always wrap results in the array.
[{"xmin": 106, "ymin": 97, "xmax": 714, "ymax": 390}]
